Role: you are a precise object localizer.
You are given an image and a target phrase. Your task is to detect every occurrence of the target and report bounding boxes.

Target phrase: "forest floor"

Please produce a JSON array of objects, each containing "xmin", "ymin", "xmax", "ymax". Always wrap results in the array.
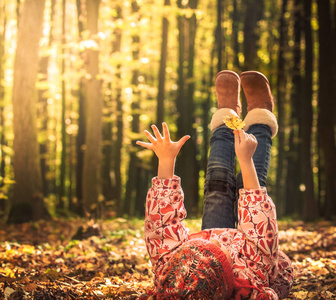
[{"xmin": 0, "ymin": 218, "xmax": 336, "ymax": 300}]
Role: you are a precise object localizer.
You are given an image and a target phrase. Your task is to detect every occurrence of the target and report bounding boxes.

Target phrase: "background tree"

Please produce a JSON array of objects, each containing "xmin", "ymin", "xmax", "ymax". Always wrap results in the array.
[
  {"xmin": 74, "ymin": 0, "xmax": 86, "ymax": 216},
  {"xmin": 301, "ymin": 0, "xmax": 317, "ymax": 220},
  {"xmin": 9, "ymin": 0, "xmax": 50, "ymax": 223},
  {"xmin": 0, "ymin": 0, "xmax": 6, "ymax": 216},
  {"xmin": 82, "ymin": 0, "xmax": 102, "ymax": 217},
  {"xmin": 317, "ymin": 0, "xmax": 336, "ymax": 219}
]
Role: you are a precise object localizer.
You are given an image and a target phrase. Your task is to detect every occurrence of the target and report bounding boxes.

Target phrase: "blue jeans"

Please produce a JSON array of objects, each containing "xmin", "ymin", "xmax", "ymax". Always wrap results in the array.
[{"xmin": 202, "ymin": 124, "xmax": 272, "ymax": 230}]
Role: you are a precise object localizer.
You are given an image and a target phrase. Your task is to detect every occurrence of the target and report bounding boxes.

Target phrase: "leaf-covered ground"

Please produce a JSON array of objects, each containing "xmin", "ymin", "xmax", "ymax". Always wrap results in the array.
[{"xmin": 0, "ymin": 218, "xmax": 336, "ymax": 299}]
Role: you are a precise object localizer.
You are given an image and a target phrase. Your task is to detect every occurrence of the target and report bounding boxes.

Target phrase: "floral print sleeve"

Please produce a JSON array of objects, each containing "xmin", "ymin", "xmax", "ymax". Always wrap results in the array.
[
  {"xmin": 238, "ymin": 188, "xmax": 279, "ymax": 266},
  {"xmin": 144, "ymin": 176, "xmax": 189, "ymax": 269}
]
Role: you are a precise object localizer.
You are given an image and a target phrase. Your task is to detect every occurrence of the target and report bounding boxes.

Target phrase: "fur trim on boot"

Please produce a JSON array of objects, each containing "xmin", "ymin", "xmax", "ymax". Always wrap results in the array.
[
  {"xmin": 210, "ymin": 108, "xmax": 239, "ymax": 131},
  {"xmin": 243, "ymin": 108, "xmax": 278, "ymax": 138}
]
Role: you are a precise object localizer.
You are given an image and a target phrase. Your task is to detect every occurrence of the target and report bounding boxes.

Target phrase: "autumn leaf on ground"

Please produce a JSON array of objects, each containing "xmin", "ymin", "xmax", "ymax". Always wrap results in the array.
[{"xmin": 223, "ymin": 115, "xmax": 245, "ymax": 130}]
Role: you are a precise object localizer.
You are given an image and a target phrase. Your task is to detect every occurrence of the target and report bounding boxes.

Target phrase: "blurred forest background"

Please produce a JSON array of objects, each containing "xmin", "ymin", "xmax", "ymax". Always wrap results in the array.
[{"xmin": 0, "ymin": 0, "xmax": 335, "ymax": 224}]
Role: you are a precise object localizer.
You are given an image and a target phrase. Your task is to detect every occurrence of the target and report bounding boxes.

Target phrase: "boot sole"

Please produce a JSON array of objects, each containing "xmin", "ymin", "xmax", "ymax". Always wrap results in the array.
[
  {"xmin": 215, "ymin": 70, "xmax": 240, "ymax": 81},
  {"xmin": 240, "ymin": 71, "xmax": 270, "ymax": 85}
]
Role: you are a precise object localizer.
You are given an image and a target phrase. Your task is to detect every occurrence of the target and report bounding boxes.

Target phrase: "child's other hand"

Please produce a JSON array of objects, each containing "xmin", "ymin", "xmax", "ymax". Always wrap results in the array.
[
  {"xmin": 136, "ymin": 122, "xmax": 190, "ymax": 162},
  {"xmin": 234, "ymin": 130, "xmax": 258, "ymax": 165}
]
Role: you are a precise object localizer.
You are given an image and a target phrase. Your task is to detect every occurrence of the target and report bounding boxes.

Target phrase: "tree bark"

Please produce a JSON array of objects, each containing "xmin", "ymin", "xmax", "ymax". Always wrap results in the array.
[
  {"xmin": 9, "ymin": 0, "xmax": 50, "ymax": 223},
  {"xmin": 38, "ymin": 0, "xmax": 56, "ymax": 198},
  {"xmin": 285, "ymin": 0, "xmax": 302, "ymax": 216},
  {"xmin": 232, "ymin": 0, "xmax": 240, "ymax": 69},
  {"xmin": 216, "ymin": 0, "xmax": 223, "ymax": 72},
  {"xmin": 0, "ymin": 0, "xmax": 6, "ymax": 215},
  {"xmin": 74, "ymin": 0, "xmax": 86, "ymax": 216},
  {"xmin": 175, "ymin": 0, "xmax": 199, "ymax": 215},
  {"xmin": 101, "ymin": 107, "xmax": 113, "ymax": 204},
  {"xmin": 300, "ymin": 0, "xmax": 317, "ymax": 220},
  {"xmin": 112, "ymin": 5, "xmax": 123, "ymax": 217},
  {"xmin": 275, "ymin": 0, "xmax": 288, "ymax": 214},
  {"xmin": 58, "ymin": 0, "xmax": 67, "ymax": 209},
  {"xmin": 156, "ymin": 0, "xmax": 170, "ymax": 126},
  {"xmin": 242, "ymin": 0, "xmax": 264, "ymax": 117},
  {"xmin": 124, "ymin": 0, "xmax": 141, "ymax": 216},
  {"xmin": 317, "ymin": 0, "xmax": 336, "ymax": 218},
  {"xmin": 83, "ymin": 0, "xmax": 102, "ymax": 217}
]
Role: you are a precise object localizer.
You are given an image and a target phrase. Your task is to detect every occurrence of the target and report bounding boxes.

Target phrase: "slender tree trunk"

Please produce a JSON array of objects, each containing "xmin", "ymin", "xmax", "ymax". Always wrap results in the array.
[
  {"xmin": 115, "ymin": 76, "xmax": 123, "ymax": 216},
  {"xmin": 83, "ymin": 0, "xmax": 102, "ymax": 217},
  {"xmin": 124, "ymin": 0, "xmax": 141, "ymax": 216},
  {"xmin": 232, "ymin": 0, "xmax": 240, "ymax": 69},
  {"xmin": 0, "ymin": 1, "xmax": 6, "ymax": 215},
  {"xmin": 275, "ymin": 0, "xmax": 288, "ymax": 213},
  {"xmin": 242, "ymin": 0, "xmax": 264, "ymax": 117},
  {"xmin": 175, "ymin": 0, "xmax": 199, "ymax": 215},
  {"xmin": 38, "ymin": 0, "xmax": 56, "ymax": 198},
  {"xmin": 332, "ymin": 0, "xmax": 336, "ymax": 128},
  {"xmin": 112, "ymin": 6, "xmax": 123, "ymax": 216},
  {"xmin": 157, "ymin": 0, "xmax": 170, "ymax": 125},
  {"xmin": 201, "ymin": 48, "xmax": 215, "ymax": 176},
  {"xmin": 186, "ymin": 0, "xmax": 199, "ymax": 213},
  {"xmin": 317, "ymin": 0, "xmax": 336, "ymax": 218},
  {"xmin": 216, "ymin": 0, "xmax": 223, "ymax": 72},
  {"xmin": 101, "ymin": 86, "xmax": 113, "ymax": 203},
  {"xmin": 300, "ymin": 0, "xmax": 317, "ymax": 220},
  {"xmin": 74, "ymin": 0, "xmax": 86, "ymax": 216},
  {"xmin": 285, "ymin": 0, "xmax": 302, "ymax": 216},
  {"xmin": 59, "ymin": 0, "xmax": 67, "ymax": 210},
  {"xmin": 9, "ymin": 0, "xmax": 50, "ymax": 223},
  {"xmin": 176, "ymin": 0, "xmax": 185, "ymax": 141}
]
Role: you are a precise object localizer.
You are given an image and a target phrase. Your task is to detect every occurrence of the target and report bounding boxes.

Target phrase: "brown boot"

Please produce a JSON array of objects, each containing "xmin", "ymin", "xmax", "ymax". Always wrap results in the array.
[
  {"xmin": 215, "ymin": 70, "xmax": 242, "ymax": 116},
  {"xmin": 241, "ymin": 71, "xmax": 278, "ymax": 138},
  {"xmin": 240, "ymin": 71, "xmax": 274, "ymax": 112}
]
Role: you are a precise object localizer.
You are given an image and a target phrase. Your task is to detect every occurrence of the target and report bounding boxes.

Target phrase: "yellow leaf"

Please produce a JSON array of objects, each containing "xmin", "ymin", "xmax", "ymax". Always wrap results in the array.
[{"xmin": 223, "ymin": 115, "xmax": 245, "ymax": 130}]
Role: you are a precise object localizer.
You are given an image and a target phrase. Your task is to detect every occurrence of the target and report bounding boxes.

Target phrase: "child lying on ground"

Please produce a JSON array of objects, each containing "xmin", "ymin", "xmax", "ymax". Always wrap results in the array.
[{"xmin": 137, "ymin": 71, "xmax": 294, "ymax": 299}]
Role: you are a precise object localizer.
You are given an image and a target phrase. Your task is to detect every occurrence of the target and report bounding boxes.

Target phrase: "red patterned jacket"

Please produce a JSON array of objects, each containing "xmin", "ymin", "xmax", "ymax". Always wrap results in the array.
[{"xmin": 145, "ymin": 176, "xmax": 294, "ymax": 299}]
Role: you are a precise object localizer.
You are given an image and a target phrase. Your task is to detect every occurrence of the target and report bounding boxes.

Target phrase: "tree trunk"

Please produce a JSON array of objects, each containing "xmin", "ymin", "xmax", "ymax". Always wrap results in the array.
[
  {"xmin": 83, "ymin": 0, "xmax": 102, "ymax": 217},
  {"xmin": 275, "ymin": 0, "xmax": 288, "ymax": 214},
  {"xmin": 300, "ymin": 0, "xmax": 317, "ymax": 220},
  {"xmin": 124, "ymin": 0, "xmax": 141, "ymax": 216},
  {"xmin": 317, "ymin": 0, "xmax": 336, "ymax": 218},
  {"xmin": 112, "ymin": 5, "xmax": 123, "ymax": 217},
  {"xmin": 156, "ymin": 0, "xmax": 170, "ymax": 126},
  {"xmin": 38, "ymin": 0, "xmax": 55, "ymax": 198},
  {"xmin": 9, "ymin": 0, "xmax": 50, "ymax": 223},
  {"xmin": 232, "ymin": 0, "xmax": 240, "ymax": 69},
  {"xmin": 175, "ymin": 0, "xmax": 199, "ymax": 215},
  {"xmin": 101, "ymin": 97, "xmax": 113, "ymax": 204},
  {"xmin": 216, "ymin": 0, "xmax": 223, "ymax": 72},
  {"xmin": 74, "ymin": 0, "xmax": 86, "ymax": 216},
  {"xmin": 0, "ymin": 1, "xmax": 6, "ymax": 215},
  {"xmin": 242, "ymin": 0, "xmax": 264, "ymax": 117},
  {"xmin": 58, "ymin": 0, "xmax": 67, "ymax": 210},
  {"xmin": 285, "ymin": 0, "xmax": 302, "ymax": 216},
  {"xmin": 333, "ymin": 0, "xmax": 336, "ymax": 131},
  {"xmin": 201, "ymin": 48, "xmax": 215, "ymax": 177}
]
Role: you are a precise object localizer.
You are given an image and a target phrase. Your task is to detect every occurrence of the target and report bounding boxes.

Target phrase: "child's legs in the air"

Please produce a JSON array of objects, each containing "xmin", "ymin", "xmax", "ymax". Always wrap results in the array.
[
  {"xmin": 236, "ymin": 124, "xmax": 272, "ymax": 191},
  {"xmin": 202, "ymin": 124, "xmax": 236, "ymax": 229},
  {"xmin": 202, "ymin": 71, "xmax": 241, "ymax": 230}
]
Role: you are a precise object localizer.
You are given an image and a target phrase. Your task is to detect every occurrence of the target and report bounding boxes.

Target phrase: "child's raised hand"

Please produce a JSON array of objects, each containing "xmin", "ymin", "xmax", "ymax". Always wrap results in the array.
[
  {"xmin": 234, "ymin": 130, "xmax": 258, "ymax": 165},
  {"xmin": 136, "ymin": 122, "xmax": 190, "ymax": 162}
]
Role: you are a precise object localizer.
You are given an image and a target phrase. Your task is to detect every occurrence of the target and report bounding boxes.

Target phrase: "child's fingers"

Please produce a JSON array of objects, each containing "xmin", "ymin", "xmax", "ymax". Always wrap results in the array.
[
  {"xmin": 162, "ymin": 122, "xmax": 170, "ymax": 141},
  {"xmin": 144, "ymin": 130, "xmax": 156, "ymax": 144},
  {"xmin": 234, "ymin": 129, "xmax": 243, "ymax": 143},
  {"xmin": 151, "ymin": 125, "xmax": 163, "ymax": 140},
  {"xmin": 136, "ymin": 141, "xmax": 153, "ymax": 149},
  {"xmin": 177, "ymin": 135, "xmax": 190, "ymax": 148}
]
